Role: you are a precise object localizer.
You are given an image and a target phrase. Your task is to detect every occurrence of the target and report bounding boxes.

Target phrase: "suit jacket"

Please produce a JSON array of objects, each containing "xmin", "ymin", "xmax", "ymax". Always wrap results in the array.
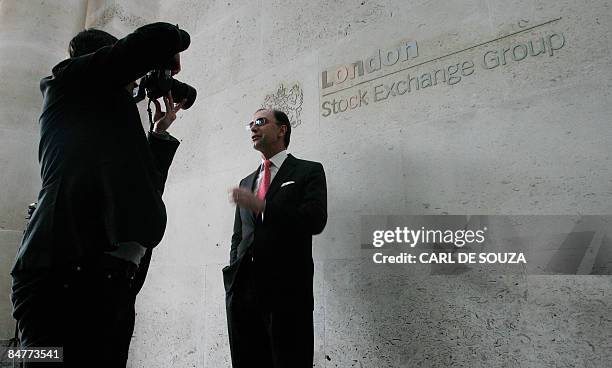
[
  {"xmin": 223, "ymin": 154, "xmax": 327, "ymax": 310},
  {"xmin": 11, "ymin": 22, "xmax": 190, "ymax": 277}
]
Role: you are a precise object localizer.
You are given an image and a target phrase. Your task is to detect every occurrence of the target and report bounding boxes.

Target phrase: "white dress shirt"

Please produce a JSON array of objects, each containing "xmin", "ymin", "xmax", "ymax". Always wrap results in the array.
[
  {"xmin": 253, "ymin": 150, "xmax": 288, "ymax": 220},
  {"xmin": 254, "ymin": 150, "xmax": 288, "ymax": 194}
]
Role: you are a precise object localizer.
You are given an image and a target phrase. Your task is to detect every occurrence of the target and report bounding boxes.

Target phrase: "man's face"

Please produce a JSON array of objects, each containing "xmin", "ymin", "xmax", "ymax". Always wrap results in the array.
[{"xmin": 250, "ymin": 110, "xmax": 284, "ymax": 152}]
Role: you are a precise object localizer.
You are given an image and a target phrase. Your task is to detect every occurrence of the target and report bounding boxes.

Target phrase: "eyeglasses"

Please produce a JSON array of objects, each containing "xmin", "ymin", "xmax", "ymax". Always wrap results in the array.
[{"xmin": 245, "ymin": 117, "xmax": 271, "ymax": 130}]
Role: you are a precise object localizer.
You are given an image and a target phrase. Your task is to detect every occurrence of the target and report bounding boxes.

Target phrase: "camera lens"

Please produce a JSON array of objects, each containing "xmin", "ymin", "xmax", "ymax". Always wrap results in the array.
[{"xmin": 171, "ymin": 79, "xmax": 196, "ymax": 109}]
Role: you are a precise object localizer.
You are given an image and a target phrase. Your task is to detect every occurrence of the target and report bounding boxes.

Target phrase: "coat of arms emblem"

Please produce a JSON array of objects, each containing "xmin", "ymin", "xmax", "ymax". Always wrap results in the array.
[{"xmin": 262, "ymin": 83, "xmax": 304, "ymax": 128}]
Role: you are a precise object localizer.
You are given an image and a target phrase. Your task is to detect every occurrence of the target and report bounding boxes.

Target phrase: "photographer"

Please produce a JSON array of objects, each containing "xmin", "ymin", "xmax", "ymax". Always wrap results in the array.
[{"xmin": 10, "ymin": 23, "xmax": 193, "ymax": 367}]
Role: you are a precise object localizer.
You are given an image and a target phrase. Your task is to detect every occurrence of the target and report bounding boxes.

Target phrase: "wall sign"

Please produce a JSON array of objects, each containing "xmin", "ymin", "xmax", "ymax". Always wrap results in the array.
[{"xmin": 319, "ymin": 18, "xmax": 565, "ymax": 117}]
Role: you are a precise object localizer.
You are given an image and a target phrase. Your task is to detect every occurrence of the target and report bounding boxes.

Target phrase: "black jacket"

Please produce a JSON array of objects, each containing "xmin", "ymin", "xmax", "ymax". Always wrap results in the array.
[
  {"xmin": 11, "ymin": 22, "xmax": 190, "ymax": 276},
  {"xmin": 223, "ymin": 154, "xmax": 328, "ymax": 310}
]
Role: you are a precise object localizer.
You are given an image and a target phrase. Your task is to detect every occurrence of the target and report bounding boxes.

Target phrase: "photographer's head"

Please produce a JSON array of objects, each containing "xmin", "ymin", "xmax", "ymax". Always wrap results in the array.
[
  {"xmin": 249, "ymin": 108, "xmax": 291, "ymax": 159},
  {"xmin": 68, "ymin": 29, "xmax": 118, "ymax": 58},
  {"xmin": 69, "ymin": 29, "xmax": 140, "ymax": 95}
]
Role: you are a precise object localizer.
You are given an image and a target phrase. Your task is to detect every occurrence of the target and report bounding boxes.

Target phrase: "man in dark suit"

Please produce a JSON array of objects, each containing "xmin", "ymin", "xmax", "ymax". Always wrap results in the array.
[
  {"xmin": 10, "ymin": 23, "xmax": 191, "ymax": 367},
  {"xmin": 224, "ymin": 108, "xmax": 327, "ymax": 368}
]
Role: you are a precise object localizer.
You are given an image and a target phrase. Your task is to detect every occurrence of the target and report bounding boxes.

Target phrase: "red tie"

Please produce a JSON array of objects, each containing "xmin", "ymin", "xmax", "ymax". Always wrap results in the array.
[{"xmin": 257, "ymin": 160, "xmax": 272, "ymax": 200}]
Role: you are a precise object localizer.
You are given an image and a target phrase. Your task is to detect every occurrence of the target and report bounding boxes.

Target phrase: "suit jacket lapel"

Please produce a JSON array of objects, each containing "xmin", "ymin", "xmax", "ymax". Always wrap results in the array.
[
  {"xmin": 241, "ymin": 166, "xmax": 260, "ymax": 222},
  {"xmin": 243, "ymin": 166, "xmax": 259, "ymax": 191},
  {"xmin": 265, "ymin": 154, "xmax": 297, "ymax": 201}
]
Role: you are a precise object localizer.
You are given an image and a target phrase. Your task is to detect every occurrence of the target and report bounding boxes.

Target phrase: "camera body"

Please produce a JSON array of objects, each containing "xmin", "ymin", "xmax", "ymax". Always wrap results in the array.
[{"xmin": 135, "ymin": 69, "xmax": 197, "ymax": 109}]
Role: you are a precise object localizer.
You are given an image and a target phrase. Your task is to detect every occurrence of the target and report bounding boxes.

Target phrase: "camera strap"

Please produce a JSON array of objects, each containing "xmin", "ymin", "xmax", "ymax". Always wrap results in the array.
[{"xmin": 147, "ymin": 99, "xmax": 154, "ymax": 133}]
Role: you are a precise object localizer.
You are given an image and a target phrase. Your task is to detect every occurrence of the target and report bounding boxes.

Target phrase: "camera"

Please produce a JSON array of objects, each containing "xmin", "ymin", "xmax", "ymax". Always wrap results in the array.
[{"xmin": 135, "ymin": 69, "xmax": 197, "ymax": 109}]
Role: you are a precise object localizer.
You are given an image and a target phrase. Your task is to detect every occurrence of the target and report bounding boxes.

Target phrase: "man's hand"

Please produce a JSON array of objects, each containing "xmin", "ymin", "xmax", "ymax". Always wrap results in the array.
[
  {"xmin": 229, "ymin": 187, "xmax": 265, "ymax": 213},
  {"xmin": 152, "ymin": 91, "xmax": 186, "ymax": 133}
]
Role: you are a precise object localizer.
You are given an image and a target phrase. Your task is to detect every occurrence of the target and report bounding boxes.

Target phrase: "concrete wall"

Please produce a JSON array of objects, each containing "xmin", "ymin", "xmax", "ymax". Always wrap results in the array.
[{"xmin": 1, "ymin": 0, "xmax": 611, "ymax": 366}]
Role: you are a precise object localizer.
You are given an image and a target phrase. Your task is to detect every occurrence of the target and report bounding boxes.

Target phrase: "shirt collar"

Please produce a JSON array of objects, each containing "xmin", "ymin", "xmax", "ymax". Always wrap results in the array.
[{"xmin": 262, "ymin": 150, "xmax": 288, "ymax": 169}]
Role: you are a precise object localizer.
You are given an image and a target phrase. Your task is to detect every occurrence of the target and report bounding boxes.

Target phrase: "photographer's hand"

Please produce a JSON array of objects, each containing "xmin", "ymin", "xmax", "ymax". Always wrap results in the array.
[{"xmin": 152, "ymin": 91, "xmax": 187, "ymax": 133}]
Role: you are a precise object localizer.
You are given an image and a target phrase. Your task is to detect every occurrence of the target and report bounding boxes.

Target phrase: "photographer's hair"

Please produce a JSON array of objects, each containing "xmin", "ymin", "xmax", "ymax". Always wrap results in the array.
[
  {"xmin": 68, "ymin": 29, "xmax": 118, "ymax": 58},
  {"xmin": 256, "ymin": 108, "xmax": 292, "ymax": 148}
]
